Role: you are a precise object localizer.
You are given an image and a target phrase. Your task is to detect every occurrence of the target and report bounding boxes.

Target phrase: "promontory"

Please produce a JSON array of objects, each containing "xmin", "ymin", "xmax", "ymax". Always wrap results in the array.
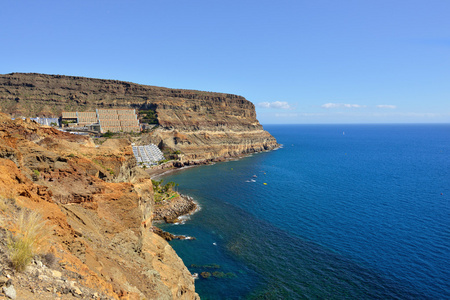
[
  {"xmin": 0, "ymin": 73, "xmax": 278, "ymax": 162},
  {"xmin": 0, "ymin": 72, "xmax": 278, "ymax": 299}
]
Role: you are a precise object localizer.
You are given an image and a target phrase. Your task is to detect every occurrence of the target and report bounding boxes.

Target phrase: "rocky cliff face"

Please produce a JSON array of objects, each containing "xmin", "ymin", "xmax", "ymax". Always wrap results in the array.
[
  {"xmin": 149, "ymin": 95, "xmax": 278, "ymax": 162},
  {"xmin": 0, "ymin": 73, "xmax": 278, "ymax": 161},
  {"xmin": 0, "ymin": 113, "xmax": 199, "ymax": 299}
]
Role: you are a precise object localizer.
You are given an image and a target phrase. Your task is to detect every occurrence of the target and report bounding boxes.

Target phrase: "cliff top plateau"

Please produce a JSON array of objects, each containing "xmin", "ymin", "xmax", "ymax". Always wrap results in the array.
[{"xmin": 0, "ymin": 73, "xmax": 278, "ymax": 162}]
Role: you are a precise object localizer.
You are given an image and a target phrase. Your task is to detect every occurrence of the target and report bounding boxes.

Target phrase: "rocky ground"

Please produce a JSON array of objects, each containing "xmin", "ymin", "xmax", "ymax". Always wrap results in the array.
[
  {"xmin": 153, "ymin": 195, "xmax": 198, "ymax": 224},
  {"xmin": 0, "ymin": 114, "xmax": 199, "ymax": 299},
  {"xmin": 0, "ymin": 73, "xmax": 281, "ymax": 299},
  {"xmin": 0, "ymin": 200, "xmax": 111, "ymax": 300}
]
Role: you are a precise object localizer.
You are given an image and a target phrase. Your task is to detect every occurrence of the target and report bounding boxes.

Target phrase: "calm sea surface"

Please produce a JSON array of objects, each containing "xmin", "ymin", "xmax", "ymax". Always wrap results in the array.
[{"xmin": 159, "ymin": 124, "xmax": 450, "ymax": 299}]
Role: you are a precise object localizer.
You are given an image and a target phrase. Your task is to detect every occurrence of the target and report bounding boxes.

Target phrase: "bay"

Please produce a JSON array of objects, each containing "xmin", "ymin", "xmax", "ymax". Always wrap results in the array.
[{"xmin": 159, "ymin": 124, "xmax": 450, "ymax": 299}]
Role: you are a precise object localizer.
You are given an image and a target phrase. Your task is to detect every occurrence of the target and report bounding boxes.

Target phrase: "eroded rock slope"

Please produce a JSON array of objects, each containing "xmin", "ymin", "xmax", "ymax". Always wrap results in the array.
[
  {"xmin": 0, "ymin": 73, "xmax": 278, "ymax": 161},
  {"xmin": 0, "ymin": 113, "xmax": 199, "ymax": 299}
]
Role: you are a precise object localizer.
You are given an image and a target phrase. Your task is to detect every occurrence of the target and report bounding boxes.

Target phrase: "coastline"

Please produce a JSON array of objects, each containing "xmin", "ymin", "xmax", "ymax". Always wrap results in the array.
[
  {"xmin": 153, "ymin": 194, "xmax": 199, "ymax": 224},
  {"xmin": 151, "ymin": 193, "xmax": 199, "ymax": 241},
  {"xmin": 148, "ymin": 147, "xmax": 281, "ymax": 226},
  {"xmin": 147, "ymin": 146, "xmax": 282, "ymax": 180},
  {"xmin": 148, "ymin": 148, "xmax": 279, "ymax": 246}
]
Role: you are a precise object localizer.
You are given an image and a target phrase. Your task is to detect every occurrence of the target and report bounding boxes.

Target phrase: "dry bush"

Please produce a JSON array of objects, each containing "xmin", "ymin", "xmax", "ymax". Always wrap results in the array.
[
  {"xmin": 0, "ymin": 189, "xmax": 11, "ymax": 211},
  {"xmin": 42, "ymin": 252, "xmax": 57, "ymax": 268},
  {"xmin": 7, "ymin": 238, "xmax": 32, "ymax": 272},
  {"xmin": 7, "ymin": 210, "xmax": 53, "ymax": 271},
  {"xmin": 0, "ymin": 195, "xmax": 6, "ymax": 212},
  {"xmin": 0, "ymin": 189, "xmax": 17, "ymax": 212}
]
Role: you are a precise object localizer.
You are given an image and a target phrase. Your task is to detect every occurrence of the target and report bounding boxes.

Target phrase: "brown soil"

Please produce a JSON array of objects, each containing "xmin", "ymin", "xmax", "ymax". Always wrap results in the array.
[{"xmin": 0, "ymin": 113, "xmax": 199, "ymax": 299}]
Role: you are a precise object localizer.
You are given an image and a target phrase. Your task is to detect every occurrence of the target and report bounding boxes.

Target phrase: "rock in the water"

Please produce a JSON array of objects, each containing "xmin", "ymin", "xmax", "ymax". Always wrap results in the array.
[
  {"xmin": 2, "ymin": 285, "xmax": 16, "ymax": 299},
  {"xmin": 173, "ymin": 161, "xmax": 184, "ymax": 168},
  {"xmin": 164, "ymin": 216, "xmax": 179, "ymax": 224}
]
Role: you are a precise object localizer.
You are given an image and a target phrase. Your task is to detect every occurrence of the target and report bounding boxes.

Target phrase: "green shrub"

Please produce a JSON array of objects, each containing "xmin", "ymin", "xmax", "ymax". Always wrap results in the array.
[
  {"xmin": 32, "ymin": 170, "xmax": 40, "ymax": 181},
  {"xmin": 8, "ymin": 238, "xmax": 33, "ymax": 272},
  {"xmin": 103, "ymin": 130, "xmax": 114, "ymax": 138}
]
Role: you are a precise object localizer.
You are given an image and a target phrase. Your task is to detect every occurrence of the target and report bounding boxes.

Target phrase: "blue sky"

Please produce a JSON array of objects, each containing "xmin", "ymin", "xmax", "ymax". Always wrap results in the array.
[{"xmin": 1, "ymin": 1, "xmax": 449, "ymax": 124}]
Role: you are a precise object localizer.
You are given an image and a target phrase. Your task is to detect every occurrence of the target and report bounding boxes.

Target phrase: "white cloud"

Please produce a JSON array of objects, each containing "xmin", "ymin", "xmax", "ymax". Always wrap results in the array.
[
  {"xmin": 257, "ymin": 101, "xmax": 293, "ymax": 110},
  {"xmin": 376, "ymin": 105, "xmax": 397, "ymax": 109},
  {"xmin": 321, "ymin": 103, "xmax": 365, "ymax": 109}
]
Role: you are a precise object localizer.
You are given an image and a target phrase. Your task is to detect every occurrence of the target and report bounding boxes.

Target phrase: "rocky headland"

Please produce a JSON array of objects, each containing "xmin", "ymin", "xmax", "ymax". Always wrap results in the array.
[
  {"xmin": 0, "ymin": 73, "xmax": 279, "ymax": 162},
  {"xmin": 153, "ymin": 195, "xmax": 198, "ymax": 224},
  {"xmin": 0, "ymin": 73, "xmax": 279, "ymax": 299}
]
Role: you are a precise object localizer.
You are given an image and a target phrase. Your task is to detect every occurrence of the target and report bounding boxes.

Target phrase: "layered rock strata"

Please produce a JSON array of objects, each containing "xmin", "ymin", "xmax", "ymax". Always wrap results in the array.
[
  {"xmin": 0, "ymin": 73, "xmax": 278, "ymax": 161},
  {"xmin": 153, "ymin": 195, "xmax": 197, "ymax": 223},
  {"xmin": 0, "ymin": 114, "xmax": 199, "ymax": 299}
]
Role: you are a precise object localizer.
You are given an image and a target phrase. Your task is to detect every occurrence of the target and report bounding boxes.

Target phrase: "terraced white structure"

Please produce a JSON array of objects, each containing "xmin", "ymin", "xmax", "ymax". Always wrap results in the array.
[{"xmin": 132, "ymin": 144, "xmax": 165, "ymax": 167}]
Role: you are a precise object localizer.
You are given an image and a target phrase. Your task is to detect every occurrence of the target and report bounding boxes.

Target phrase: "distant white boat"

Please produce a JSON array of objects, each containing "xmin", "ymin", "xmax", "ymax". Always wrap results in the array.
[{"xmin": 343, "ymin": 131, "xmax": 345, "ymax": 135}]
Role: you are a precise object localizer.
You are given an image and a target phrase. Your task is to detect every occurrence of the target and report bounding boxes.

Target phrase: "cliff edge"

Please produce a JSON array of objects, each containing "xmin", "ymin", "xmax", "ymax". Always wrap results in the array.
[
  {"xmin": 0, "ymin": 73, "xmax": 278, "ymax": 161},
  {"xmin": 0, "ymin": 113, "xmax": 199, "ymax": 299}
]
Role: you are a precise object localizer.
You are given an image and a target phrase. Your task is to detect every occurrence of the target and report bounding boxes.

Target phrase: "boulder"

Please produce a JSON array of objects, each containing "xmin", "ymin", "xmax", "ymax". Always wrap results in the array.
[{"xmin": 2, "ymin": 285, "xmax": 16, "ymax": 299}]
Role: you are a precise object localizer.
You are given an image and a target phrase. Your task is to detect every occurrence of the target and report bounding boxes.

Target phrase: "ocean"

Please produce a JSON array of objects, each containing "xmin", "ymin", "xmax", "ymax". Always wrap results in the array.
[{"xmin": 158, "ymin": 124, "xmax": 450, "ymax": 299}]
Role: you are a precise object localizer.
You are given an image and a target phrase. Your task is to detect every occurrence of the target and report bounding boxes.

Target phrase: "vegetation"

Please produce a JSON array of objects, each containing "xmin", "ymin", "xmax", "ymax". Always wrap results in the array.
[
  {"xmin": 139, "ymin": 109, "xmax": 158, "ymax": 124},
  {"xmin": 168, "ymin": 150, "xmax": 182, "ymax": 160},
  {"xmin": 158, "ymin": 159, "xmax": 171, "ymax": 165},
  {"xmin": 7, "ymin": 210, "xmax": 53, "ymax": 272},
  {"xmin": 0, "ymin": 190, "xmax": 15, "ymax": 211},
  {"xmin": 32, "ymin": 170, "xmax": 40, "ymax": 181},
  {"xmin": 94, "ymin": 160, "xmax": 116, "ymax": 176},
  {"xmin": 152, "ymin": 179, "xmax": 179, "ymax": 203},
  {"xmin": 93, "ymin": 159, "xmax": 105, "ymax": 168},
  {"xmin": 103, "ymin": 130, "xmax": 115, "ymax": 138}
]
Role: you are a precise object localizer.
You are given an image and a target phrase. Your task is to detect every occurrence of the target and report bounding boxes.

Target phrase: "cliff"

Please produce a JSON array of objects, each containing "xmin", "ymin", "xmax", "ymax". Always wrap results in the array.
[
  {"xmin": 0, "ymin": 113, "xmax": 199, "ymax": 299},
  {"xmin": 0, "ymin": 73, "xmax": 278, "ymax": 161}
]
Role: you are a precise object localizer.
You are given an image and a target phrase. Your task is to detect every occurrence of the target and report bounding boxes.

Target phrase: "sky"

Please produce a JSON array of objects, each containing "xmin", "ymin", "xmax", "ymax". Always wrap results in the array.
[{"xmin": 1, "ymin": 1, "xmax": 449, "ymax": 124}]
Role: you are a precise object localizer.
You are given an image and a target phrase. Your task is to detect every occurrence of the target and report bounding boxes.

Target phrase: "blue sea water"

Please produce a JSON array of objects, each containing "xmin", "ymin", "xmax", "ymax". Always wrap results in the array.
[{"xmin": 158, "ymin": 124, "xmax": 450, "ymax": 299}]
